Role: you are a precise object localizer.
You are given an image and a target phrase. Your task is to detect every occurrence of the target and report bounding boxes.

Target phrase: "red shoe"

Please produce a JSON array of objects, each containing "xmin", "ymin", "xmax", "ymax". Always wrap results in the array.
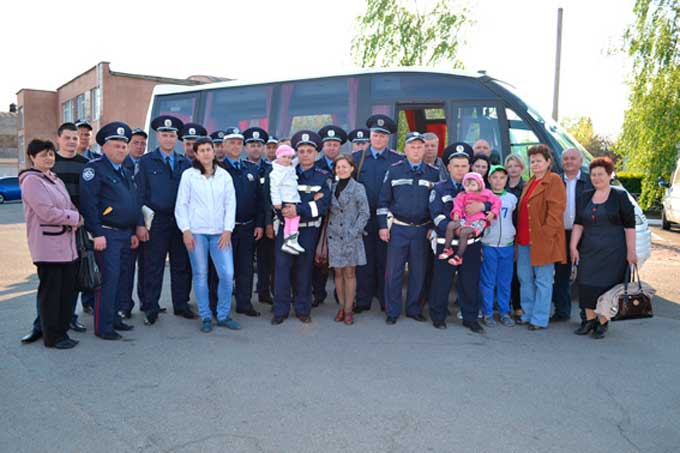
[
  {"xmin": 448, "ymin": 254, "xmax": 463, "ymax": 266},
  {"xmin": 438, "ymin": 247, "xmax": 454, "ymax": 260},
  {"xmin": 335, "ymin": 309, "xmax": 345, "ymax": 322},
  {"xmin": 344, "ymin": 312, "xmax": 354, "ymax": 325}
]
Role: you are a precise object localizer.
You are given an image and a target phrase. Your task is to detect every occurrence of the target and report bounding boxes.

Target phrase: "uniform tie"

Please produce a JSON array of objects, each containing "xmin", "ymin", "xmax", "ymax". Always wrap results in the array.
[{"xmin": 165, "ymin": 156, "xmax": 172, "ymax": 174}]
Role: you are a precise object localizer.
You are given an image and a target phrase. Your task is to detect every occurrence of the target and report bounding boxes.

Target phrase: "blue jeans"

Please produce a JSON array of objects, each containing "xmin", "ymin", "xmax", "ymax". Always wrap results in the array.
[
  {"xmin": 187, "ymin": 234, "xmax": 234, "ymax": 321},
  {"xmin": 480, "ymin": 245, "xmax": 515, "ymax": 316},
  {"xmin": 517, "ymin": 245, "xmax": 554, "ymax": 327}
]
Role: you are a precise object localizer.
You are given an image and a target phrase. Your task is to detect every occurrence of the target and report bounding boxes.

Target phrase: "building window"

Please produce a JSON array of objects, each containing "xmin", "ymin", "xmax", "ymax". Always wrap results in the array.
[
  {"xmin": 76, "ymin": 94, "xmax": 86, "ymax": 120},
  {"xmin": 91, "ymin": 88, "xmax": 101, "ymax": 120},
  {"xmin": 63, "ymin": 100, "xmax": 74, "ymax": 123}
]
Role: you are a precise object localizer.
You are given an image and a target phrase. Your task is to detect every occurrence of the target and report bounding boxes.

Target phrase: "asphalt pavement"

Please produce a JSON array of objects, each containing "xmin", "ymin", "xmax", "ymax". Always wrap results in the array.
[{"xmin": 1, "ymin": 201, "xmax": 679, "ymax": 453}]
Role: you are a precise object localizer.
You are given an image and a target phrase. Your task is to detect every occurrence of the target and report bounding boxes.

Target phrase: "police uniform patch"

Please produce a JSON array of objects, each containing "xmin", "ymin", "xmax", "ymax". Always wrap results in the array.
[
  {"xmin": 302, "ymin": 133, "xmax": 309, "ymax": 141},
  {"xmin": 247, "ymin": 173, "xmax": 254, "ymax": 181},
  {"xmin": 377, "ymin": 119, "xmax": 385, "ymax": 127},
  {"xmin": 456, "ymin": 145, "xmax": 464, "ymax": 152},
  {"xmin": 82, "ymin": 167, "xmax": 95, "ymax": 181},
  {"xmin": 164, "ymin": 119, "xmax": 172, "ymax": 127},
  {"xmin": 429, "ymin": 190, "xmax": 436, "ymax": 203},
  {"xmin": 357, "ymin": 131, "xmax": 364, "ymax": 138},
  {"xmin": 117, "ymin": 127, "xmax": 125, "ymax": 135},
  {"xmin": 328, "ymin": 130, "xmax": 335, "ymax": 137},
  {"xmin": 253, "ymin": 131, "xmax": 260, "ymax": 139},
  {"xmin": 189, "ymin": 128, "xmax": 196, "ymax": 135},
  {"xmin": 218, "ymin": 131, "xmax": 224, "ymax": 138},
  {"xmin": 234, "ymin": 128, "xmax": 239, "ymax": 133}
]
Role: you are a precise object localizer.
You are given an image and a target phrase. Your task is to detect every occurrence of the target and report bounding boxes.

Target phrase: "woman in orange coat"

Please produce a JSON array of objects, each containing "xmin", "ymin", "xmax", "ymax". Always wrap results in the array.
[{"xmin": 515, "ymin": 145, "xmax": 566, "ymax": 330}]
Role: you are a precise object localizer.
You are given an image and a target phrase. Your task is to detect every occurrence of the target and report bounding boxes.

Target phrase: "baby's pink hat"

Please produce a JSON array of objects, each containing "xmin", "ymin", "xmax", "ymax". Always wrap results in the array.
[
  {"xmin": 463, "ymin": 172, "xmax": 485, "ymax": 190},
  {"xmin": 276, "ymin": 145, "xmax": 295, "ymax": 159}
]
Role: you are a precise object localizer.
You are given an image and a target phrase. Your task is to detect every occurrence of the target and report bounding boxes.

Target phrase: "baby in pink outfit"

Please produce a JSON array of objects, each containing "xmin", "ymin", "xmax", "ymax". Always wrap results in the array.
[{"xmin": 439, "ymin": 172, "xmax": 500, "ymax": 265}]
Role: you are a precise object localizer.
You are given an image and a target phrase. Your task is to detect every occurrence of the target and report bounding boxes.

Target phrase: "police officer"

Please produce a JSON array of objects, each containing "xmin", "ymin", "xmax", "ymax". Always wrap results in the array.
[
  {"xmin": 210, "ymin": 130, "xmax": 227, "ymax": 161},
  {"xmin": 311, "ymin": 125, "xmax": 347, "ymax": 306},
  {"xmin": 75, "ymin": 119, "xmax": 101, "ymax": 160},
  {"xmin": 348, "ymin": 128, "xmax": 370, "ymax": 153},
  {"xmin": 118, "ymin": 128, "xmax": 147, "ymax": 318},
  {"xmin": 351, "ymin": 114, "xmax": 403, "ymax": 313},
  {"xmin": 265, "ymin": 135, "xmax": 279, "ymax": 163},
  {"xmin": 79, "ymin": 122, "xmax": 139, "ymax": 340},
  {"xmin": 222, "ymin": 127, "xmax": 265, "ymax": 317},
  {"xmin": 240, "ymin": 127, "xmax": 276, "ymax": 305},
  {"xmin": 378, "ymin": 132, "xmax": 439, "ymax": 324},
  {"xmin": 271, "ymin": 130, "xmax": 331, "ymax": 325},
  {"xmin": 135, "ymin": 115, "xmax": 196, "ymax": 325},
  {"xmin": 180, "ymin": 123, "xmax": 207, "ymax": 160},
  {"xmin": 428, "ymin": 143, "xmax": 487, "ymax": 332}
]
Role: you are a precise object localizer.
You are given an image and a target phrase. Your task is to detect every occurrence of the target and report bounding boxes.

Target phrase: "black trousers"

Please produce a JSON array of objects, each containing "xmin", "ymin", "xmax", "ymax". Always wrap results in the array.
[{"xmin": 36, "ymin": 261, "xmax": 78, "ymax": 346}]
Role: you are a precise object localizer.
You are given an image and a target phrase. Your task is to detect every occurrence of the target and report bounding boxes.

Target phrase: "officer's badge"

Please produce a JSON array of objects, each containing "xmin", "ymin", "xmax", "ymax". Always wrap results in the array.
[
  {"xmin": 164, "ymin": 119, "xmax": 172, "ymax": 127},
  {"xmin": 234, "ymin": 128, "xmax": 239, "ymax": 133},
  {"xmin": 218, "ymin": 131, "xmax": 224, "ymax": 138},
  {"xmin": 328, "ymin": 130, "xmax": 335, "ymax": 137},
  {"xmin": 117, "ymin": 127, "xmax": 125, "ymax": 135},
  {"xmin": 82, "ymin": 167, "xmax": 95, "ymax": 181},
  {"xmin": 456, "ymin": 145, "xmax": 464, "ymax": 152},
  {"xmin": 253, "ymin": 131, "xmax": 260, "ymax": 139},
  {"xmin": 357, "ymin": 131, "xmax": 364, "ymax": 138},
  {"xmin": 377, "ymin": 119, "xmax": 384, "ymax": 127},
  {"xmin": 302, "ymin": 133, "xmax": 309, "ymax": 141},
  {"xmin": 189, "ymin": 128, "xmax": 196, "ymax": 135},
  {"xmin": 413, "ymin": 132, "xmax": 420, "ymax": 136},
  {"xmin": 247, "ymin": 173, "xmax": 254, "ymax": 181},
  {"xmin": 429, "ymin": 190, "xmax": 436, "ymax": 203}
]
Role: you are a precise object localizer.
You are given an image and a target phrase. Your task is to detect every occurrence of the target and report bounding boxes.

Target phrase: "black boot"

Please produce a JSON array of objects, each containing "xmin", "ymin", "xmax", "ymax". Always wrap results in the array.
[
  {"xmin": 591, "ymin": 321, "xmax": 609, "ymax": 339},
  {"xmin": 574, "ymin": 319, "xmax": 597, "ymax": 335}
]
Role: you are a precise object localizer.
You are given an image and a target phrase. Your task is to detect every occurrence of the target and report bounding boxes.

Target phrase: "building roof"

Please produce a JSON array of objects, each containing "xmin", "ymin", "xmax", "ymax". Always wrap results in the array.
[{"xmin": 0, "ymin": 112, "xmax": 17, "ymax": 119}]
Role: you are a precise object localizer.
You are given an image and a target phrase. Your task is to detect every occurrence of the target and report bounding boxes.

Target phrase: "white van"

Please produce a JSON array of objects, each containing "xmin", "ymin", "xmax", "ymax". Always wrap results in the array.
[{"xmin": 660, "ymin": 156, "xmax": 680, "ymax": 230}]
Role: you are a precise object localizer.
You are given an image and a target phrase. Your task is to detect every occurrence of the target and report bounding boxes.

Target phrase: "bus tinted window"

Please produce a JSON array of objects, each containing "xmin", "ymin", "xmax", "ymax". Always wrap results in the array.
[
  {"xmin": 155, "ymin": 93, "xmax": 198, "ymax": 124},
  {"xmin": 203, "ymin": 85, "xmax": 272, "ymax": 133},
  {"xmin": 371, "ymin": 73, "xmax": 493, "ymax": 100},
  {"xmin": 276, "ymin": 77, "xmax": 359, "ymax": 142},
  {"xmin": 451, "ymin": 105, "xmax": 502, "ymax": 153}
]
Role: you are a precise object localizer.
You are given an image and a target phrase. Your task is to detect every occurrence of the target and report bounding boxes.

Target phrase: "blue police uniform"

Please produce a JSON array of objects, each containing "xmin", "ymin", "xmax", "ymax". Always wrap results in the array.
[
  {"xmin": 79, "ymin": 122, "xmax": 140, "ymax": 338},
  {"xmin": 256, "ymin": 163, "xmax": 276, "ymax": 302},
  {"xmin": 428, "ymin": 145, "xmax": 484, "ymax": 329},
  {"xmin": 272, "ymin": 131, "xmax": 331, "ymax": 322},
  {"xmin": 378, "ymin": 143, "xmax": 439, "ymax": 321},
  {"xmin": 135, "ymin": 115, "xmax": 194, "ymax": 322},
  {"xmin": 222, "ymin": 157, "xmax": 265, "ymax": 314},
  {"xmin": 118, "ymin": 153, "xmax": 145, "ymax": 316},
  {"xmin": 351, "ymin": 114, "xmax": 402, "ymax": 312}
]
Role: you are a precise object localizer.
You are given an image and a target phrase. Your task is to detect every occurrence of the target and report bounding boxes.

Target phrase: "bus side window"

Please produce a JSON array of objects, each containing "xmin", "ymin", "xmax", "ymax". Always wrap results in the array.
[
  {"xmin": 506, "ymin": 108, "xmax": 540, "ymax": 178},
  {"xmin": 451, "ymin": 105, "xmax": 501, "ymax": 159}
]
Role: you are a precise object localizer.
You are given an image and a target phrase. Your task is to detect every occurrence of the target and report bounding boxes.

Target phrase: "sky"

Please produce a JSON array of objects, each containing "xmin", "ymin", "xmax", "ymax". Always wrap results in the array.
[{"xmin": 1, "ymin": 0, "xmax": 634, "ymax": 138}]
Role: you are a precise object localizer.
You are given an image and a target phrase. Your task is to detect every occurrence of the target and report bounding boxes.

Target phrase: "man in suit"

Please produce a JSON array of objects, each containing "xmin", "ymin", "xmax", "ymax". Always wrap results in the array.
[{"xmin": 551, "ymin": 148, "xmax": 593, "ymax": 322}]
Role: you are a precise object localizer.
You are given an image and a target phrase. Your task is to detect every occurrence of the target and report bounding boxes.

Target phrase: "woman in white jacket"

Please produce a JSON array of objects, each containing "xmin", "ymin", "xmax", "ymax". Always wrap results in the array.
[{"xmin": 175, "ymin": 138, "xmax": 239, "ymax": 333}]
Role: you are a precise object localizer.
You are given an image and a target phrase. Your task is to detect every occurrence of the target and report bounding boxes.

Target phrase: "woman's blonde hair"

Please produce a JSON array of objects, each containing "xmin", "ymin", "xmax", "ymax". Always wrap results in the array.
[{"xmin": 504, "ymin": 153, "xmax": 526, "ymax": 169}]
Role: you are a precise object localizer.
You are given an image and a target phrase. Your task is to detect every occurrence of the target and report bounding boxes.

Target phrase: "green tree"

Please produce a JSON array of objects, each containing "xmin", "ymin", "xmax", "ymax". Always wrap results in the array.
[
  {"xmin": 351, "ymin": 0, "xmax": 469, "ymax": 68},
  {"xmin": 619, "ymin": 0, "xmax": 680, "ymax": 209},
  {"xmin": 562, "ymin": 116, "xmax": 619, "ymax": 161}
]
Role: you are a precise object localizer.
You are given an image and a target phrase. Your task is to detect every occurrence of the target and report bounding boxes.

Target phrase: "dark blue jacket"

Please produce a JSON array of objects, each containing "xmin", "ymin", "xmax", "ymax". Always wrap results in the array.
[
  {"xmin": 135, "ymin": 148, "xmax": 191, "ymax": 217},
  {"xmin": 314, "ymin": 156, "xmax": 334, "ymax": 176},
  {"xmin": 80, "ymin": 156, "xmax": 141, "ymax": 237},
  {"xmin": 251, "ymin": 159, "xmax": 271, "ymax": 185},
  {"xmin": 352, "ymin": 147, "xmax": 403, "ymax": 227},
  {"xmin": 223, "ymin": 159, "xmax": 265, "ymax": 227},
  {"xmin": 429, "ymin": 178, "xmax": 465, "ymax": 237},
  {"xmin": 275, "ymin": 165, "xmax": 331, "ymax": 224},
  {"xmin": 121, "ymin": 155, "xmax": 140, "ymax": 176},
  {"xmin": 377, "ymin": 160, "xmax": 439, "ymax": 229}
]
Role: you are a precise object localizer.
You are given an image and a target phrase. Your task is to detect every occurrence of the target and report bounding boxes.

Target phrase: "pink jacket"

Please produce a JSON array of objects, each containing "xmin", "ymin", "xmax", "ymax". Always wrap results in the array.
[
  {"xmin": 451, "ymin": 189, "xmax": 501, "ymax": 223},
  {"xmin": 19, "ymin": 169, "xmax": 80, "ymax": 263}
]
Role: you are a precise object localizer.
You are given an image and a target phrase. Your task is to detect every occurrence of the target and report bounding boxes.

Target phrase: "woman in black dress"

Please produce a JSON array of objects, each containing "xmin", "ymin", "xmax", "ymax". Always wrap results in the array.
[{"xmin": 570, "ymin": 157, "xmax": 637, "ymax": 339}]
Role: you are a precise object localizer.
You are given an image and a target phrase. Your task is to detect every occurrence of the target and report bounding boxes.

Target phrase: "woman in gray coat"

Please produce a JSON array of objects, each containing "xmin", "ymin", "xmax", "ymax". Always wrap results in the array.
[{"xmin": 327, "ymin": 155, "xmax": 370, "ymax": 325}]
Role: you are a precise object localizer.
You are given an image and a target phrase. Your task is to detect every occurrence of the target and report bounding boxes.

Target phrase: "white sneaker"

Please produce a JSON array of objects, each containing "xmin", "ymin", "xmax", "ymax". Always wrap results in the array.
[
  {"xmin": 281, "ymin": 242, "xmax": 300, "ymax": 255},
  {"xmin": 287, "ymin": 233, "xmax": 306, "ymax": 254}
]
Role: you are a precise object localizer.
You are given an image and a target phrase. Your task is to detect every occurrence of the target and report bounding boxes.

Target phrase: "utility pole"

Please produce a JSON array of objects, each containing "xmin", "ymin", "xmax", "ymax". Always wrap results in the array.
[{"xmin": 552, "ymin": 7, "xmax": 563, "ymax": 122}]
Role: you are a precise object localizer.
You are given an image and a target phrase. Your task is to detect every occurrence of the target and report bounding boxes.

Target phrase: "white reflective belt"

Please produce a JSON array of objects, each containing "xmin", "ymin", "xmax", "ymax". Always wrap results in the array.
[
  {"xmin": 435, "ymin": 237, "xmax": 481, "ymax": 246},
  {"xmin": 298, "ymin": 185, "xmax": 322, "ymax": 193},
  {"xmin": 391, "ymin": 178, "xmax": 413, "ymax": 187},
  {"xmin": 392, "ymin": 218, "xmax": 431, "ymax": 228},
  {"xmin": 376, "ymin": 208, "xmax": 390, "ymax": 216},
  {"xmin": 299, "ymin": 219, "xmax": 322, "ymax": 228},
  {"xmin": 441, "ymin": 195, "xmax": 453, "ymax": 203}
]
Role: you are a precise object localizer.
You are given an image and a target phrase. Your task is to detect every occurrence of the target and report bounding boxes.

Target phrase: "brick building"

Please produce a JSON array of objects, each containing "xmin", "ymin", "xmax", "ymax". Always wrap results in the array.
[{"xmin": 16, "ymin": 62, "xmax": 227, "ymax": 169}]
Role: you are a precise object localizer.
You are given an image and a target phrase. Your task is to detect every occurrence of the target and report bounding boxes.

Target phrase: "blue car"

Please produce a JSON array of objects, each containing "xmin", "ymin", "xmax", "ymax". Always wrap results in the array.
[{"xmin": 0, "ymin": 176, "xmax": 21, "ymax": 203}]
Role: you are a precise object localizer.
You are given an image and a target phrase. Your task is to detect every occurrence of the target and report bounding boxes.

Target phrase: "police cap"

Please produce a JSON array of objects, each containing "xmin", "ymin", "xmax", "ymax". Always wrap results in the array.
[
  {"xmin": 266, "ymin": 135, "xmax": 279, "ymax": 145},
  {"xmin": 366, "ymin": 114, "xmax": 397, "ymax": 134},
  {"xmin": 179, "ymin": 123, "xmax": 207, "ymax": 141},
  {"xmin": 151, "ymin": 115, "xmax": 183, "ymax": 133},
  {"xmin": 131, "ymin": 128, "xmax": 148, "ymax": 139},
  {"xmin": 348, "ymin": 128, "xmax": 370, "ymax": 143},
  {"xmin": 243, "ymin": 127, "xmax": 269, "ymax": 144},
  {"xmin": 96, "ymin": 122, "xmax": 132, "ymax": 146},
  {"xmin": 74, "ymin": 119, "xmax": 93, "ymax": 130},
  {"xmin": 210, "ymin": 130, "xmax": 226, "ymax": 143},
  {"xmin": 442, "ymin": 142, "xmax": 473, "ymax": 164},
  {"xmin": 318, "ymin": 125, "xmax": 348, "ymax": 145},
  {"xmin": 291, "ymin": 130, "xmax": 322, "ymax": 151},
  {"xmin": 223, "ymin": 127, "xmax": 244, "ymax": 141},
  {"xmin": 404, "ymin": 131, "xmax": 425, "ymax": 144}
]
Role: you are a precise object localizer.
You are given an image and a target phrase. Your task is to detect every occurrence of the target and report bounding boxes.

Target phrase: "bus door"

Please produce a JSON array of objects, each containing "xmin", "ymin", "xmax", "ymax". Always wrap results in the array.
[{"xmin": 395, "ymin": 103, "xmax": 447, "ymax": 155}]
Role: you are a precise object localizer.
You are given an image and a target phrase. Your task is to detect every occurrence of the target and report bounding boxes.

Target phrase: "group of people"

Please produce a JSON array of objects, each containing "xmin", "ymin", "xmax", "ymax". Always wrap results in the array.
[{"xmin": 19, "ymin": 112, "xmax": 638, "ymax": 349}]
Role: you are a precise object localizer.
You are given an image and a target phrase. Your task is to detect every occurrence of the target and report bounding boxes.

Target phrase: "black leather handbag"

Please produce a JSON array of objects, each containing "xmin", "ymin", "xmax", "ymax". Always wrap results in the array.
[
  {"xmin": 613, "ymin": 265, "xmax": 653, "ymax": 321},
  {"xmin": 75, "ymin": 228, "xmax": 102, "ymax": 292}
]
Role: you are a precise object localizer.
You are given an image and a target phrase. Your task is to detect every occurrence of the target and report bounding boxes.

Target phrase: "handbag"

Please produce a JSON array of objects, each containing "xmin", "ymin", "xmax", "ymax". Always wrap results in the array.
[
  {"xmin": 75, "ymin": 228, "xmax": 102, "ymax": 292},
  {"xmin": 612, "ymin": 264, "xmax": 653, "ymax": 321},
  {"xmin": 314, "ymin": 215, "xmax": 330, "ymax": 268}
]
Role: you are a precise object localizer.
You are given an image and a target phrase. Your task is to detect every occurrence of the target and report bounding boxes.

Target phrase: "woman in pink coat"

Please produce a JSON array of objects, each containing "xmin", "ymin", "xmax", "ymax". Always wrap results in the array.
[{"xmin": 20, "ymin": 139, "xmax": 82, "ymax": 349}]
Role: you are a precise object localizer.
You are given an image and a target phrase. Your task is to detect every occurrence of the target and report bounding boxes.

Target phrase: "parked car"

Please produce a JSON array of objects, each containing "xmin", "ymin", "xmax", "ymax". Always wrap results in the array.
[
  {"xmin": 659, "ymin": 157, "xmax": 680, "ymax": 230},
  {"xmin": 0, "ymin": 176, "xmax": 21, "ymax": 204}
]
